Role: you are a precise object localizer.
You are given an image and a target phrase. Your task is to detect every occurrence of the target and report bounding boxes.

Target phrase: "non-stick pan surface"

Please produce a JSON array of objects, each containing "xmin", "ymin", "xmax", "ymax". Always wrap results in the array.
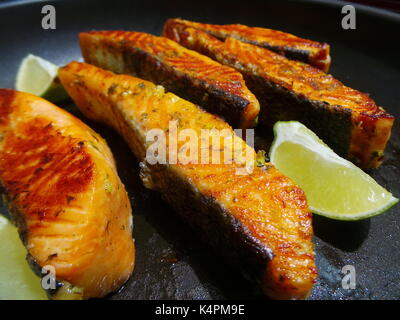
[{"xmin": 0, "ymin": 0, "xmax": 399, "ymax": 299}]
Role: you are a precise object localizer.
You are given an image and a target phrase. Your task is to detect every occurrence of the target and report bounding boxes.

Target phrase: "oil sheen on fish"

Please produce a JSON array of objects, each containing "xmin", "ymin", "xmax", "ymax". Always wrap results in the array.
[
  {"xmin": 79, "ymin": 30, "xmax": 259, "ymax": 129},
  {"xmin": 163, "ymin": 18, "xmax": 331, "ymax": 72},
  {"xmin": 58, "ymin": 61, "xmax": 317, "ymax": 300},
  {"xmin": 0, "ymin": 89, "xmax": 134, "ymax": 299},
  {"xmin": 163, "ymin": 25, "xmax": 395, "ymax": 169}
]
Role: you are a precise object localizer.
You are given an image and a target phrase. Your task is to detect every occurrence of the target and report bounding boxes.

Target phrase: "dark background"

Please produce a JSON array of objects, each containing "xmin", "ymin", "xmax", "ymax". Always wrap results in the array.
[
  {"xmin": 346, "ymin": 0, "xmax": 400, "ymax": 12},
  {"xmin": 2, "ymin": 0, "xmax": 400, "ymax": 12},
  {"xmin": 0, "ymin": 0, "xmax": 399, "ymax": 300}
]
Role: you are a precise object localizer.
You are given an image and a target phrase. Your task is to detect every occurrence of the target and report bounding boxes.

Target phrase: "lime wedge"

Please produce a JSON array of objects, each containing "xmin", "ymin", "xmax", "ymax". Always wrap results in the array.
[
  {"xmin": 0, "ymin": 214, "xmax": 47, "ymax": 300},
  {"xmin": 15, "ymin": 54, "xmax": 68, "ymax": 103},
  {"xmin": 269, "ymin": 121, "xmax": 398, "ymax": 220}
]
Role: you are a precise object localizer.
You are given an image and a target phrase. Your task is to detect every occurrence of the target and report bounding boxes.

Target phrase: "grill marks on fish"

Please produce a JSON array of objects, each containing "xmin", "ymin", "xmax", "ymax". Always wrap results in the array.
[
  {"xmin": 0, "ymin": 118, "xmax": 94, "ymax": 227},
  {"xmin": 0, "ymin": 88, "xmax": 14, "ymax": 125},
  {"xmin": 222, "ymin": 38, "xmax": 384, "ymax": 115},
  {"xmin": 58, "ymin": 62, "xmax": 317, "ymax": 300},
  {"xmin": 0, "ymin": 89, "xmax": 134, "ymax": 299},
  {"xmin": 79, "ymin": 30, "xmax": 260, "ymax": 128},
  {"xmin": 163, "ymin": 25, "xmax": 395, "ymax": 169},
  {"xmin": 163, "ymin": 18, "xmax": 331, "ymax": 72}
]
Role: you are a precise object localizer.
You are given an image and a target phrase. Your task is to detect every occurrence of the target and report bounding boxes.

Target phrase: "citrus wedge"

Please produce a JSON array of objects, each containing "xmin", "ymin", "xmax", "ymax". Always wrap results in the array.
[
  {"xmin": 15, "ymin": 54, "xmax": 68, "ymax": 103},
  {"xmin": 269, "ymin": 121, "xmax": 398, "ymax": 220},
  {"xmin": 0, "ymin": 214, "xmax": 47, "ymax": 300}
]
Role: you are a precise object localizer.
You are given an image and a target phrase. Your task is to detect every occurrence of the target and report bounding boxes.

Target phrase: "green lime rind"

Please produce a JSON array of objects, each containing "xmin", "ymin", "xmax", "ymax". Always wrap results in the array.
[
  {"xmin": 269, "ymin": 121, "xmax": 398, "ymax": 221},
  {"xmin": 41, "ymin": 79, "xmax": 69, "ymax": 103},
  {"xmin": 310, "ymin": 196, "xmax": 398, "ymax": 221}
]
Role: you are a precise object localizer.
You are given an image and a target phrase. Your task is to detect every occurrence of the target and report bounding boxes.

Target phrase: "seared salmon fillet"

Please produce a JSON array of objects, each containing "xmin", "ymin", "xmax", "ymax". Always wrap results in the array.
[
  {"xmin": 0, "ymin": 89, "xmax": 134, "ymax": 299},
  {"xmin": 164, "ymin": 26, "xmax": 395, "ymax": 169},
  {"xmin": 59, "ymin": 61, "xmax": 317, "ymax": 300},
  {"xmin": 163, "ymin": 18, "xmax": 331, "ymax": 72},
  {"xmin": 79, "ymin": 30, "xmax": 259, "ymax": 129}
]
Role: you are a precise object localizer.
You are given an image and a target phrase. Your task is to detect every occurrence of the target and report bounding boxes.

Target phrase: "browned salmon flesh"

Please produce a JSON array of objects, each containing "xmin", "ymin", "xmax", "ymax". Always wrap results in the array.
[
  {"xmin": 0, "ymin": 89, "xmax": 134, "ymax": 299},
  {"xmin": 79, "ymin": 30, "xmax": 260, "ymax": 129},
  {"xmin": 58, "ymin": 61, "xmax": 317, "ymax": 300},
  {"xmin": 163, "ymin": 24, "xmax": 395, "ymax": 169},
  {"xmin": 163, "ymin": 18, "xmax": 331, "ymax": 72}
]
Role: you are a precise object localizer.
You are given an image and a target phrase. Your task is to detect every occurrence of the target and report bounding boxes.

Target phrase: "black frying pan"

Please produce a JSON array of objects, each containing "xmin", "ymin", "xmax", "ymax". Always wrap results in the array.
[{"xmin": 0, "ymin": 0, "xmax": 399, "ymax": 300}]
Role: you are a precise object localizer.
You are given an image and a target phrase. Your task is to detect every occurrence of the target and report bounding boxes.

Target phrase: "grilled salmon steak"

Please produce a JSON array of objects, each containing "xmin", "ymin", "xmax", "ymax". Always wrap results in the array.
[
  {"xmin": 0, "ymin": 89, "xmax": 134, "ymax": 299},
  {"xmin": 163, "ymin": 25, "xmax": 395, "ymax": 169},
  {"xmin": 163, "ymin": 18, "xmax": 331, "ymax": 72},
  {"xmin": 79, "ymin": 30, "xmax": 260, "ymax": 129},
  {"xmin": 59, "ymin": 61, "xmax": 317, "ymax": 300}
]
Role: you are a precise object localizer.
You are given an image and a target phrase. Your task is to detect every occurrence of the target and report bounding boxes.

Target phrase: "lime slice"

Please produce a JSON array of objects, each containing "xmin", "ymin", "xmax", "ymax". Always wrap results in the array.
[
  {"xmin": 0, "ymin": 214, "xmax": 47, "ymax": 300},
  {"xmin": 15, "ymin": 54, "xmax": 68, "ymax": 103},
  {"xmin": 269, "ymin": 121, "xmax": 398, "ymax": 220}
]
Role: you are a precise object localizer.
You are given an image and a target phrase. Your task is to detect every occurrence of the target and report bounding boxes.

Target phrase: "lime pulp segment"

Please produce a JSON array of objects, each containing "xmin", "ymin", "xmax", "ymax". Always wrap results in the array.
[
  {"xmin": 0, "ymin": 215, "xmax": 47, "ymax": 300},
  {"xmin": 269, "ymin": 121, "xmax": 398, "ymax": 220}
]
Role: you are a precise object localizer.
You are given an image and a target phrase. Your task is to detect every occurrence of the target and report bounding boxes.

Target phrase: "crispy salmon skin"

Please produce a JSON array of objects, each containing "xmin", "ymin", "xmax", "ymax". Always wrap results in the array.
[
  {"xmin": 164, "ymin": 25, "xmax": 395, "ymax": 169},
  {"xmin": 59, "ymin": 61, "xmax": 317, "ymax": 300},
  {"xmin": 163, "ymin": 18, "xmax": 331, "ymax": 72},
  {"xmin": 79, "ymin": 30, "xmax": 260, "ymax": 129},
  {"xmin": 0, "ymin": 89, "xmax": 134, "ymax": 299}
]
